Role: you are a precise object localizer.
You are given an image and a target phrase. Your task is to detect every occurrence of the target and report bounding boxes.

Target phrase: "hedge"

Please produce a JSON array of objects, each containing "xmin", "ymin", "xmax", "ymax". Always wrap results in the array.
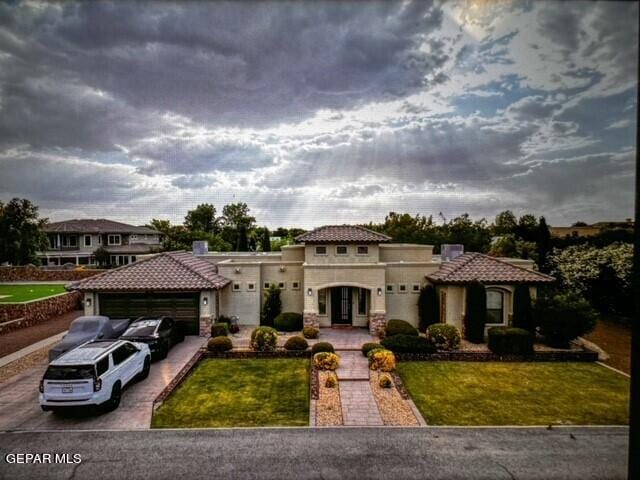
[{"xmin": 487, "ymin": 327, "xmax": 533, "ymax": 355}]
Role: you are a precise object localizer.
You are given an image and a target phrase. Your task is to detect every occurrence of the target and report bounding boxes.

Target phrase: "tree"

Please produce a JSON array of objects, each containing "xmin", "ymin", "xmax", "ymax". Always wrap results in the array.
[
  {"xmin": 488, "ymin": 234, "xmax": 538, "ymax": 262},
  {"xmin": 536, "ymin": 216, "xmax": 552, "ymax": 272},
  {"xmin": 93, "ymin": 246, "xmax": 110, "ymax": 267},
  {"xmin": 184, "ymin": 203, "xmax": 220, "ymax": 234},
  {"xmin": 148, "ymin": 219, "xmax": 231, "ymax": 252},
  {"xmin": 464, "ymin": 281, "xmax": 486, "ymax": 343},
  {"xmin": 261, "ymin": 228, "xmax": 271, "ymax": 252},
  {"xmin": 237, "ymin": 224, "xmax": 249, "ymax": 251},
  {"xmin": 0, "ymin": 198, "xmax": 48, "ymax": 265},
  {"xmin": 261, "ymin": 285, "xmax": 282, "ymax": 327},
  {"xmin": 494, "ymin": 210, "xmax": 518, "ymax": 235},
  {"xmin": 512, "ymin": 285, "xmax": 534, "ymax": 333},
  {"xmin": 533, "ymin": 293, "xmax": 597, "ymax": 348},
  {"xmin": 221, "ymin": 203, "xmax": 256, "ymax": 251},
  {"xmin": 516, "ymin": 214, "xmax": 538, "ymax": 242},
  {"xmin": 418, "ymin": 285, "xmax": 439, "ymax": 332}
]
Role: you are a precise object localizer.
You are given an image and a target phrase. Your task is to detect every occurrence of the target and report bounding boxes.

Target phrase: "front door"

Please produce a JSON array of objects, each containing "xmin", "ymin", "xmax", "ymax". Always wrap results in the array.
[{"xmin": 331, "ymin": 287, "xmax": 352, "ymax": 325}]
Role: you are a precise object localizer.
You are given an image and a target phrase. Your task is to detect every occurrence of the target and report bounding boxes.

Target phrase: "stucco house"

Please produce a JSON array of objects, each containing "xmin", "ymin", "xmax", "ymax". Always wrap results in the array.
[
  {"xmin": 39, "ymin": 219, "xmax": 162, "ymax": 267},
  {"xmin": 71, "ymin": 225, "xmax": 554, "ymax": 337}
]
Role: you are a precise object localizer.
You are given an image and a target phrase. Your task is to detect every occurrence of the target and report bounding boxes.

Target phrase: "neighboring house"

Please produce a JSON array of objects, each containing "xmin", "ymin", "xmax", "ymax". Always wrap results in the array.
[
  {"xmin": 71, "ymin": 225, "xmax": 554, "ymax": 337},
  {"xmin": 549, "ymin": 219, "xmax": 634, "ymax": 238},
  {"xmin": 40, "ymin": 219, "xmax": 162, "ymax": 266}
]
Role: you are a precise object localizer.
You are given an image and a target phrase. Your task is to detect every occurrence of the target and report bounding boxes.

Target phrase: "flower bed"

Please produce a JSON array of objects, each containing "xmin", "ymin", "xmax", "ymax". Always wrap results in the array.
[{"xmin": 370, "ymin": 371, "xmax": 418, "ymax": 426}]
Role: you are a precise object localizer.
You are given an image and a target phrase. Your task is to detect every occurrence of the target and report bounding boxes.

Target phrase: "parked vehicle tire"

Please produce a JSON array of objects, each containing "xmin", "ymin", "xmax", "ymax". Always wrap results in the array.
[
  {"xmin": 41, "ymin": 405, "xmax": 52, "ymax": 412},
  {"xmin": 106, "ymin": 382, "xmax": 122, "ymax": 411},
  {"xmin": 159, "ymin": 341, "xmax": 169, "ymax": 360},
  {"xmin": 138, "ymin": 356, "xmax": 151, "ymax": 381}
]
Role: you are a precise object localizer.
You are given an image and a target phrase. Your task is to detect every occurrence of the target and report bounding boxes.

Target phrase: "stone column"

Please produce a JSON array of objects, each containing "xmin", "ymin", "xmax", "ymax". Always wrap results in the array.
[
  {"xmin": 303, "ymin": 312, "xmax": 320, "ymax": 328},
  {"xmin": 369, "ymin": 312, "xmax": 387, "ymax": 336},
  {"xmin": 199, "ymin": 316, "xmax": 212, "ymax": 337}
]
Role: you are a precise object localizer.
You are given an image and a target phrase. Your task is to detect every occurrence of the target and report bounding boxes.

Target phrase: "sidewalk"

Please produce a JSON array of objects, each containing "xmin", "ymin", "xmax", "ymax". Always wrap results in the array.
[{"xmin": 336, "ymin": 351, "xmax": 383, "ymax": 426}]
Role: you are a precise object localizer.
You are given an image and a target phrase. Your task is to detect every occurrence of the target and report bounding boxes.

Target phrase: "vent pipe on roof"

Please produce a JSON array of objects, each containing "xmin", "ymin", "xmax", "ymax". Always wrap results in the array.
[
  {"xmin": 193, "ymin": 241, "xmax": 208, "ymax": 256},
  {"xmin": 441, "ymin": 244, "xmax": 464, "ymax": 262}
]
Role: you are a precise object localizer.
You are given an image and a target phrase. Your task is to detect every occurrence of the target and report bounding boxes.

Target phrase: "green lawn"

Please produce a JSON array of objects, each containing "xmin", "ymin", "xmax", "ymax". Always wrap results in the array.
[
  {"xmin": 397, "ymin": 362, "xmax": 629, "ymax": 426},
  {"xmin": 0, "ymin": 284, "xmax": 67, "ymax": 303},
  {"xmin": 152, "ymin": 358, "xmax": 310, "ymax": 428}
]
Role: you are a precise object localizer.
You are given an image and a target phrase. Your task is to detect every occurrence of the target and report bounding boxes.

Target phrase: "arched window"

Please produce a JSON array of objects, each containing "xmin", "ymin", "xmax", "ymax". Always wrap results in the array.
[{"xmin": 486, "ymin": 289, "xmax": 505, "ymax": 324}]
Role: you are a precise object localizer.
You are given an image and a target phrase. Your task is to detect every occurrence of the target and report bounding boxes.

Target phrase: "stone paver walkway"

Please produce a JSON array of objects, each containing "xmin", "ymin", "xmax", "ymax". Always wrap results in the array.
[
  {"xmin": 232, "ymin": 326, "xmax": 375, "ymax": 350},
  {"xmin": 336, "ymin": 351, "xmax": 369, "ymax": 380},
  {"xmin": 336, "ymin": 349, "xmax": 383, "ymax": 426}
]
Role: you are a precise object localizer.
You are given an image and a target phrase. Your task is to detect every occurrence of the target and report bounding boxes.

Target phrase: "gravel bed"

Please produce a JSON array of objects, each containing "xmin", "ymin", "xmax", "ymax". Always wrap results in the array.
[
  {"xmin": 370, "ymin": 371, "xmax": 418, "ymax": 426},
  {"xmin": 315, "ymin": 371, "xmax": 343, "ymax": 426},
  {"xmin": 0, "ymin": 346, "xmax": 49, "ymax": 384}
]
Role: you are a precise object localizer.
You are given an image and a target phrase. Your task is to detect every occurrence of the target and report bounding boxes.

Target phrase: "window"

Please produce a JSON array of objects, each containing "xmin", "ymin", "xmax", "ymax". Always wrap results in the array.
[
  {"xmin": 112, "ymin": 344, "xmax": 136, "ymax": 366},
  {"xmin": 96, "ymin": 357, "xmax": 109, "ymax": 377},
  {"xmin": 247, "ymin": 282, "xmax": 256, "ymax": 292},
  {"xmin": 98, "ymin": 236, "xmax": 102, "ymax": 245},
  {"xmin": 318, "ymin": 289, "xmax": 327, "ymax": 315},
  {"xmin": 84, "ymin": 235, "xmax": 92, "ymax": 247},
  {"xmin": 278, "ymin": 282, "xmax": 286, "ymax": 290},
  {"xmin": 398, "ymin": 284, "xmax": 407, "ymax": 293},
  {"xmin": 108, "ymin": 234, "xmax": 121, "ymax": 246},
  {"xmin": 412, "ymin": 283, "xmax": 421, "ymax": 293},
  {"xmin": 486, "ymin": 290, "xmax": 505, "ymax": 324},
  {"xmin": 292, "ymin": 281, "xmax": 300, "ymax": 290},
  {"xmin": 336, "ymin": 245, "xmax": 348, "ymax": 255},
  {"xmin": 386, "ymin": 284, "xmax": 394, "ymax": 293},
  {"xmin": 315, "ymin": 246, "xmax": 327, "ymax": 255},
  {"xmin": 62, "ymin": 236, "xmax": 78, "ymax": 247},
  {"xmin": 358, "ymin": 288, "xmax": 367, "ymax": 315},
  {"xmin": 357, "ymin": 245, "xmax": 369, "ymax": 255},
  {"xmin": 264, "ymin": 282, "xmax": 270, "ymax": 289},
  {"xmin": 233, "ymin": 283, "xmax": 241, "ymax": 291}
]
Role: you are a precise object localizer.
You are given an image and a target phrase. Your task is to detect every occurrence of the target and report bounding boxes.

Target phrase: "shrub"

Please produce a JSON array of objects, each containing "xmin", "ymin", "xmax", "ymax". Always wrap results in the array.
[
  {"xmin": 512, "ymin": 285, "xmax": 534, "ymax": 333},
  {"xmin": 284, "ymin": 335, "xmax": 308, "ymax": 351},
  {"xmin": 210, "ymin": 322, "xmax": 229, "ymax": 338},
  {"xmin": 274, "ymin": 312, "xmax": 303, "ymax": 332},
  {"xmin": 418, "ymin": 285, "xmax": 439, "ymax": 332},
  {"xmin": 250, "ymin": 326, "xmax": 278, "ymax": 352},
  {"xmin": 314, "ymin": 352, "xmax": 340, "ymax": 370},
  {"xmin": 368, "ymin": 349, "xmax": 396, "ymax": 372},
  {"xmin": 218, "ymin": 315, "xmax": 233, "ymax": 324},
  {"xmin": 219, "ymin": 315, "xmax": 240, "ymax": 334},
  {"xmin": 465, "ymin": 281, "xmax": 487, "ymax": 343},
  {"xmin": 302, "ymin": 326, "xmax": 319, "ymax": 339},
  {"xmin": 311, "ymin": 342, "xmax": 335, "ymax": 355},
  {"xmin": 207, "ymin": 336, "xmax": 233, "ymax": 352},
  {"xmin": 534, "ymin": 293, "xmax": 598, "ymax": 348},
  {"xmin": 361, "ymin": 342, "xmax": 381, "ymax": 357},
  {"xmin": 487, "ymin": 327, "xmax": 533, "ymax": 355},
  {"xmin": 385, "ymin": 319, "xmax": 418, "ymax": 337},
  {"xmin": 261, "ymin": 285, "xmax": 282, "ymax": 327},
  {"xmin": 380, "ymin": 334, "xmax": 435, "ymax": 354},
  {"xmin": 325, "ymin": 373, "xmax": 337, "ymax": 388},
  {"xmin": 379, "ymin": 374, "xmax": 393, "ymax": 388},
  {"xmin": 425, "ymin": 324, "xmax": 461, "ymax": 351}
]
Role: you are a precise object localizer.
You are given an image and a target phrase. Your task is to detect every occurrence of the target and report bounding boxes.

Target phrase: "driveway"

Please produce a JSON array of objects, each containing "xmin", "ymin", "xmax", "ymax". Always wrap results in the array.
[
  {"xmin": 0, "ymin": 427, "xmax": 629, "ymax": 479},
  {"xmin": 0, "ymin": 336, "xmax": 204, "ymax": 431}
]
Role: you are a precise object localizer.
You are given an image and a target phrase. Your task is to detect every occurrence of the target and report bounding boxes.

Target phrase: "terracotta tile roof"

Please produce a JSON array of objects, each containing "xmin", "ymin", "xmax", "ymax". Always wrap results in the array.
[
  {"xmin": 295, "ymin": 225, "xmax": 391, "ymax": 243},
  {"xmin": 44, "ymin": 219, "xmax": 159, "ymax": 235},
  {"xmin": 69, "ymin": 251, "xmax": 230, "ymax": 292},
  {"xmin": 426, "ymin": 253, "xmax": 555, "ymax": 284}
]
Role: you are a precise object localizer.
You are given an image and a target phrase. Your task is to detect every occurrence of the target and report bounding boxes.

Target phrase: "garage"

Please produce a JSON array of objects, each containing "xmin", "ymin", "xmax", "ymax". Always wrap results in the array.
[
  {"xmin": 99, "ymin": 292, "xmax": 200, "ymax": 335},
  {"xmin": 69, "ymin": 251, "xmax": 231, "ymax": 337}
]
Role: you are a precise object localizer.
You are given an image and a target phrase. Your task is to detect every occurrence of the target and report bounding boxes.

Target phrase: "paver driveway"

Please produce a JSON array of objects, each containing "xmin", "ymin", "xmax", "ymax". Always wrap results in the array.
[{"xmin": 0, "ymin": 336, "xmax": 204, "ymax": 431}]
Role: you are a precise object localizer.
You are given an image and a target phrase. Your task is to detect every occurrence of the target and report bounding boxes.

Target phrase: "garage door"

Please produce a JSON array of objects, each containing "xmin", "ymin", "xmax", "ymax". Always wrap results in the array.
[{"xmin": 99, "ymin": 292, "xmax": 200, "ymax": 335}]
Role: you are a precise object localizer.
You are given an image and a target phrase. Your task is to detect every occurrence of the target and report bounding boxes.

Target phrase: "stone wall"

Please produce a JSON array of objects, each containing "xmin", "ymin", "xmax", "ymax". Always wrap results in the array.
[
  {"xmin": 303, "ymin": 312, "xmax": 320, "ymax": 329},
  {"xmin": 0, "ymin": 292, "xmax": 82, "ymax": 334},
  {"xmin": 369, "ymin": 312, "xmax": 387, "ymax": 336},
  {"xmin": 0, "ymin": 266, "xmax": 102, "ymax": 282}
]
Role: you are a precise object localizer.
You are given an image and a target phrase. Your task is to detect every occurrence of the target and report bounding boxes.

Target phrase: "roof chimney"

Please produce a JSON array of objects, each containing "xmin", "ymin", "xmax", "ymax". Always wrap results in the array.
[
  {"xmin": 192, "ymin": 241, "xmax": 208, "ymax": 256},
  {"xmin": 441, "ymin": 244, "xmax": 464, "ymax": 262}
]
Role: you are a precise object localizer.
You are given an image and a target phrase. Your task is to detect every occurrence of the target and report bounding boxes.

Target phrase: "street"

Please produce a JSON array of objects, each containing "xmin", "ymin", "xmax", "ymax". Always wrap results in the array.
[{"xmin": 0, "ymin": 427, "xmax": 628, "ymax": 480}]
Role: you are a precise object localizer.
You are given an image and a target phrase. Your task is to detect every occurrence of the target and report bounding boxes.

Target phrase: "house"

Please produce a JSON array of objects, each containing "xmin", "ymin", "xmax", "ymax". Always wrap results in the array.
[
  {"xmin": 70, "ymin": 225, "xmax": 553, "ymax": 337},
  {"xmin": 549, "ymin": 219, "xmax": 634, "ymax": 238},
  {"xmin": 39, "ymin": 219, "xmax": 162, "ymax": 267}
]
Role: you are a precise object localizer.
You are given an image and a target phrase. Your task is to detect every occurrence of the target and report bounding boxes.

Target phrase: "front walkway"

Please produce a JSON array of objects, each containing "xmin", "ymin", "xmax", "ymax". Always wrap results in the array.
[
  {"xmin": 232, "ymin": 326, "xmax": 374, "ymax": 350},
  {"xmin": 336, "ymin": 351, "xmax": 383, "ymax": 426}
]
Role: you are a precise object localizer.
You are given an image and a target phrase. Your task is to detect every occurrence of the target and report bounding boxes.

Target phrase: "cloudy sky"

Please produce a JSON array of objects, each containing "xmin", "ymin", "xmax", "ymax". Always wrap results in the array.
[{"xmin": 0, "ymin": 1, "xmax": 637, "ymax": 228}]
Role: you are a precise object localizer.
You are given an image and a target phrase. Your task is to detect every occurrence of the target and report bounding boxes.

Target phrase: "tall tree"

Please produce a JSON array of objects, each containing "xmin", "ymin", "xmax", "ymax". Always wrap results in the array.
[
  {"xmin": 536, "ymin": 216, "xmax": 552, "ymax": 272},
  {"xmin": 237, "ymin": 224, "xmax": 249, "ymax": 251},
  {"xmin": 512, "ymin": 285, "xmax": 534, "ymax": 333},
  {"xmin": 418, "ymin": 285, "xmax": 439, "ymax": 332},
  {"xmin": 184, "ymin": 203, "xmax": 219, "ymax": 233},
  {"xmin": 261, "ymin": 285, "xmax": 282, "ymax": 327},
  {"xmin": 261, "ymin": 227, "xmax": 271, "ymax": 252},
  {"xmin": 464, "ymin": 281, "xmax": 487, "ymax": 343},
  {"xmin": 516, "ymin": 214, "xmax": 538, "ymax": 242},
  {"xmin": 0, "ymin": 198, "xmax": 48, "ymax": 265},
  {"xmin": 494, "ymin": 210, "xmax": 518, "ymax": 235},
  {"xmin": 222, "ymin": 203, "xmax": 256, "ymax": 251}
]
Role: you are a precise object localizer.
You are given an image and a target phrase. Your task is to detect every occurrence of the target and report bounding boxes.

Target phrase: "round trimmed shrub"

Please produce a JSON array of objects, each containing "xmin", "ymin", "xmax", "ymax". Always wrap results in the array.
[
  {"xmin": 250, "ymin": 326, "xmax": 278, "ymax": 352},
  {"xmin": 380, "ymin": 334, "xmax": 435, "ymax": 354},
  {"xmin": 207, "ymin": 336, "xmax": 233, "ymax": 352},
  {"xmin": 325, "ymin": 373, "xmax": 337, "ymax": 388},
  {"xmin": 274, "ymin": 312, "xmax": 303, "ymax": 332},
  {"xmin": 311, "ymin": 342, "xmax": 335, "ymax": 355},
  {"xmin": 425, "ymin": 323, "xmax": 461, "ymax": 351},
  {"xmin": 368, "ymin": 349, "xmax": 396, "ymax": 372},
  {"xmin": 284, "ymin": 335, "xmax": 308, "ymax": 351},
  {"xmin": 534, "ymin": 294, "xmax": 598, "ymax": 348},
  {"xmin": 379, "ymin": 373, "xmax": 393, "ymax": 388},
  {"xmin": 210, "ymin": 322, "xmax": 229, "ymax": 338},
  {"xmin": 302, "ymin": 326, "xmax": 319, "ymax": 339},
  {"xmin": 385, "ymin": 319, "xmax": 418, "ymax": 337},
  {"xmin": 314, "ymin": 352, "xmax": 340, "ymax": 371},
  {"xmin": 487, "ymin": 327, "xmax": 533, "ymax": 355},
  {"xmin": 361, "ymin": 342, "xmax": 381, "ymax": 357}
]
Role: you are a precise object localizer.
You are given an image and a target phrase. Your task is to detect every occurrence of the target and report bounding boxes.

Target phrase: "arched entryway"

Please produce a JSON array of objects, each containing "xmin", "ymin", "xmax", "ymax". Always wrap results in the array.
[{"xmin": 315, "ymin": 283, "xmax": 374, "ymax": 327}]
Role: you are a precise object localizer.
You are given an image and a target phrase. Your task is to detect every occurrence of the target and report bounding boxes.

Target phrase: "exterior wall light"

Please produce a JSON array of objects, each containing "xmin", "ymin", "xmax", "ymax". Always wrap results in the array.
[
  {"xmin": 307, "ymin": 288, "xmax": 313, "ymax": 296},
  {"xmin": 203, "ymin": 297, "xmax": 208, "ymax": 306},
  {"xmin": 85, "ymin": 297, "xmax": 92, "ymax": 307},
  {"xmin": 377, "ymin": 287, "xmax": 383, "ymax": 296}
]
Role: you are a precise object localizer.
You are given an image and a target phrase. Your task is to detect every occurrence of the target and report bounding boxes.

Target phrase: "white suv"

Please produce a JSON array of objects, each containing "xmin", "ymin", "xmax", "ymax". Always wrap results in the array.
[{"xmin": 39, "ymin": 339, "xmax": 151, "ymax": 412}]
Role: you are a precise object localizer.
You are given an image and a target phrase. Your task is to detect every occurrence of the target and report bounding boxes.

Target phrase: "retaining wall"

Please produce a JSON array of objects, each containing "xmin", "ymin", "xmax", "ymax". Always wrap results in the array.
[
  {"xmin": 0, "ymin": 291, "xmax": 82, "ymax": 334},
  {"xmin": 0, "ymin": 266, "xmax": 102, "ymax": 282}
]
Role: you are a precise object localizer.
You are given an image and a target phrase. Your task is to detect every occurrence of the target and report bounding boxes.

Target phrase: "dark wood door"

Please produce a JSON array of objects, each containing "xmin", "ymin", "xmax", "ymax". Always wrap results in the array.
[{"xmin": 331, "ymin": 287, "xmax": 352, "ymax": 325}]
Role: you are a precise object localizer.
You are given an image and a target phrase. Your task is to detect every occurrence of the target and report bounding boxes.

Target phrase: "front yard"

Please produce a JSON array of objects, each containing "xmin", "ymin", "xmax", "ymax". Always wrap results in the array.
[
  {"xmin": 152, "ymin": 358, "xmax": 310, "ymax": 428},
  {"xmin": 0, "ymin": 283, "xmax": 66, "ymax": 303},
  {"xmin": 397, "ymin": 362, "xmax": 629, "ymax": 426}
]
